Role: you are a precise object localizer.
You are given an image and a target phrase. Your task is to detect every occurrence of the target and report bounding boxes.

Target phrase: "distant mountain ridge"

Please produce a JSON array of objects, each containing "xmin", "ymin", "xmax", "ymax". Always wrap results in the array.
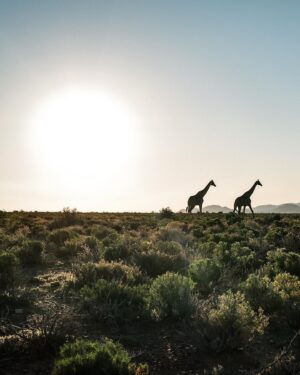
[
  {"xmin": 179, "ymin": 203, "xmax": 300, "ymax": 213},
  {"xmin": 202, "ymin": 203, "xmax": 300, "ymax": 214}
]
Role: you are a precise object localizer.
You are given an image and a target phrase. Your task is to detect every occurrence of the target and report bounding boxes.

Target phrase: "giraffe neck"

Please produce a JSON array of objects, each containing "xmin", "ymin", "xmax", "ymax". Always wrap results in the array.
[
  {"xmin": 199, "ymin": 182, "xmax": 211, "ymax": 197},
  {"xmin": 245, "ymin": 182, "xmax": 258, "ymax": 197}
]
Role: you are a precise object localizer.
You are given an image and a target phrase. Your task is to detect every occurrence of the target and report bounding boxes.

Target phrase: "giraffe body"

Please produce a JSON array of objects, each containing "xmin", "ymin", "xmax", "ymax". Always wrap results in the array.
[
  {"xmin": 186, "ymin": 180, "xmax": 216, "ymax": 213},
  {"xmin": 233, "ymin": 180, "xmax": 262, "ymax": 216}
]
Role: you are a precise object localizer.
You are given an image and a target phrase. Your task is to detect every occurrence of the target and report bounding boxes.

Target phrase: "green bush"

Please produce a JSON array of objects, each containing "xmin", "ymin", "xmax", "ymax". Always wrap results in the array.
[
  {"xmin": 189, "ymin": 258, "xmax": 220, "ymax": 294},
  {"xmin": 49, "ymin": 229, "xmax": 71, "ymax": 247},
  {"xmin": 103, "ymin": 236, "xmax": 139, "ymax": 262},
  {"xmin": 148, "ymin": 272, "xmax": 195, "ymax": 321},
  {"xmin": 159, "ymin": 207, "xmax": 175, "ymax": 219},
  {"xmin": 0, "ymin": 251, "xmax": 18, "ymax": 289},
  {"xmin": 80, "ymin": 280, "xmax": 148, "ymax": 324},
  {"xmin": 272, "ymin": 273, "xmax": 300, "ymax": 327},
  {"xmin": 267, "ymin": 248, "xmax": 300, "ymax": 277},
  {"xmin": 199, "ymin": 291, "xmax": 268, "ymax": 352},
  {"xmin": 241, "ymin": 273, "xmax": 282, "ymax": 314},
  {"xmin": 155, "ymin": 221, "xmax": 188, "ymax": 245},
  {"xmin": 74, "ymin": 261, "xmax": 143, "ymax": 288},
  {"xmin": 49, "ymin": 207, "xmax": 82, "ymax": 229},
  {"xmin": 55, "ymin": 238, "xmax": 83, "ymax": 258},
  {"xmin": 52, "ymin": 338, "xmax": 147, "ymax": 375},
  {"xmin": 18, "ymin": 240, "xmax": 44, "ymax": 266},
  {"xmin": 92, "ymin": 225, "xmax": 117, "ymax": 241},
  {"xmin": 135, "ymin": 250, "xmax": 186, "ymax": 277},
  {"xmin": 213, "ymin": 242, "xmax": 256, "ymax": 275}
]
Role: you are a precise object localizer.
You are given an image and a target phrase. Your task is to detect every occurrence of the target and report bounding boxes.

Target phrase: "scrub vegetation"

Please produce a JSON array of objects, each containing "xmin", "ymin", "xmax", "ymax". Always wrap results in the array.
[{"xmin": 0, "ymin": 208, "xmax": 299, "ymax": 374}]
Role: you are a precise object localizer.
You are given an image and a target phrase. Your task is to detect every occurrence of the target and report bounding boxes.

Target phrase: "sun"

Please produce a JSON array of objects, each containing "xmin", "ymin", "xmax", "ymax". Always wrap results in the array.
[{"xmin": 30, "ymin": 87, "xmax": 139, "ymax": 193}]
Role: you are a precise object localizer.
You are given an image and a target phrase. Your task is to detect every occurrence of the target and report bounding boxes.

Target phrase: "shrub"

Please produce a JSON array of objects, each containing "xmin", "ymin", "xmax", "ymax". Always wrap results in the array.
[
  {"xmin": 92, "ymin": 225, "xmax": 117, "ymax": 241},
  {"xmin": 55, "ymin": 238, "xmax": 83, "ymax": 258},
  {"xmin": 155, "ymin": 221, "xmax": 188, "ymax": 245},
  {"xmin": 48, "ymin": 229, "xmax": 71, "ymax": 247},
  {"xmin": 74, "ymin": 261, "xmax": 143, "ymax": 288},
  {"xmin": 49, "ymin": 207, "xmax": 82, "ymax": 229},
  {"xmin": 213, "ymin": 242, "xmax": 256, "ymax": 275},
  {"xmin": 267, "ymin": 249, "xmax": 300, "ymax": 277},
  {"xmin": 135, "ymin": 248, "xmax": 186, "ymax": 277},
  {"xmin": 189, "ymin": 258, "xmax": 221, "ymax": 294},
  {"xmin": 0, "ymin": 251, "xmax": 18, "ymax": 289},
  {"xmin": 241, "ymin": 273, "xmax": 282, "ymax": 314},
  {"xmin": 80, "ymin": 280, "xmax": 147, "ymax": 324},
  {"xmin": 18, "ymin": 240, "xmax": 44, "ymax": 266},
  {"xmin": 148, "ymin": 272, "xmax": 195, "ymax": 321},
  {"xmin": 103, "ymin": 236, "xmax": 139, "ymax": 262},
  {"xmin": 52, "ymin": 338, "xmax": 147, "ymax": 375},
  {"xmin": 272, "ymin": 273, "xmax": 300, "ymax": 327},
  {"xmin": 199, "ymin": 291, "xmax": 268, "ymax": 352},
  {"xmin": 159, "ymin": 207, "xmax": 175, "ymax": 219}
]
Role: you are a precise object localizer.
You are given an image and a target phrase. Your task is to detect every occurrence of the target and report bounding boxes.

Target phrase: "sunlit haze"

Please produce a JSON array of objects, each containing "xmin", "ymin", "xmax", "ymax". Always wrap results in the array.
[{"xmin": 0, "ymin": 1, "xmax": 299, "ymax": 211}]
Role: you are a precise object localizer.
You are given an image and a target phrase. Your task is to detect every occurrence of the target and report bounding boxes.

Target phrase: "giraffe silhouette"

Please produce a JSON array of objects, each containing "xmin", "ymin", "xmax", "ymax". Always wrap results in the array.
[
  {"xmin": 186, "ymin": 180, "xmax": 216, "ymax": 213},
  {"xmin": 233, "ymin": 179, "xmax": 262, "ymax": 216}
]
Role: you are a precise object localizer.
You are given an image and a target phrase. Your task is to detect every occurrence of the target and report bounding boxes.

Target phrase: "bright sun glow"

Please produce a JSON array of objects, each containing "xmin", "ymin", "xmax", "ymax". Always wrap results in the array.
[{"xmin": 30, "ymin": 87, "xmax": 139, "ymax": 194}]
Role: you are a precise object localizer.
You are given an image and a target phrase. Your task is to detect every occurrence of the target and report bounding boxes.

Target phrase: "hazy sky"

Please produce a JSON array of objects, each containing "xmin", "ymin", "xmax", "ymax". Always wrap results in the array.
[{"xmin": 0, "ymin": 1, "xmax": 299, "ymax": 211}]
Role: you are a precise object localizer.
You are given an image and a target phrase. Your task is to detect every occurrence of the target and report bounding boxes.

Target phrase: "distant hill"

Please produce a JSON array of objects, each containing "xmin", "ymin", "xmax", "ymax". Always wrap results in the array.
[
  {"xmin": 203, "ymin": 205, "xmax": 232, "ymax": 213},
  {"xmin": 179, "ymin": 203, "xmax": 300, "ymax": 214},
  {"xmin": 254, "ymin": 205, "xmax": 277, "ymax": 213},
  {"xmin": 254, "ymin": 203, "xmax": 300, "ymax": 213}
]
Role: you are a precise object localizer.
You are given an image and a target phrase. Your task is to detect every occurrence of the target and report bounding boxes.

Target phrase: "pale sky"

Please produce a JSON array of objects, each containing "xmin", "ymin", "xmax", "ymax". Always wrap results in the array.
[{"xmin": 0, "ymin": 1, "xmax": 299, "ymax": 211}]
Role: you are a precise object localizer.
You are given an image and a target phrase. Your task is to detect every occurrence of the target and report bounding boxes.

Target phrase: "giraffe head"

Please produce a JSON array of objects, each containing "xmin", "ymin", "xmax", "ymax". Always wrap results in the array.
[
  {"xmin": 256, "ymin": 179, "xmax": 262, "ymax": 186},
  {"xmin": 210, "ymin": 180, "xmax": 216, "ymax": 187}
]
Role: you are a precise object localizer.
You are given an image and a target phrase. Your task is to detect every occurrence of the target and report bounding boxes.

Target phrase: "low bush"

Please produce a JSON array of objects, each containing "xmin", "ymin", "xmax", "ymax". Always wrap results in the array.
[
  {"xmin": 241, "ymin": 273, "xmax": 282, "ymax": 314},
  {"xmin": 74, "ymin": 261, "xmax": 143, "ymax": 288},
  {"xmin": 80, "ymin": 280, "xmax": 148, "ymax": 324},
  {"xmin": 0, "ymin": 251, "xmax": 18, "ymax": 289},
  {"xmin": 135, "ymin": 250, "xmax": 186, "ymax": 277},
  {"xmin": 48, "ymin": 229, "xmax": 71, "ymax": 247},
  {"xmin": 148, "ymin": 272, "xmax": 195, "ymax": 321},
  {"xmin": 103, "ymin": 236, "xmax": 139, "ymax": 262},
  {"xmin": 54, "ymin": 238, "xmax": 83, "ymax": 259},
  {"xmin": 18, "ymin": 240, "xmax": 44, "ymax": 266},
  {"xmin": 189, "ymin": 258, "xmax": 221, "ymax": 294},
  {"xmin": 52, "ymin": 338, "xmax": 148, "ymax": 375},
  {"xmin": 267, "ymin": 248, "xmax": 300, "ymax": 277},
  {"xmin": 198, "ymin": 291, "xmax": 268, "ymax": 352},
  {"xmin": 159, "ymin": 207, "xmax": 175, "ymax": 219},
  {"xmin": 272, "ymin": 273, "xmax": 300, "ymax": 327},
  {"xmin": 49, "ymin": 207, "xmax": 82, "ymax": 230},
  {"xmin": 155, "ymin": 221, "xmax": 189, "ymax": 245}
]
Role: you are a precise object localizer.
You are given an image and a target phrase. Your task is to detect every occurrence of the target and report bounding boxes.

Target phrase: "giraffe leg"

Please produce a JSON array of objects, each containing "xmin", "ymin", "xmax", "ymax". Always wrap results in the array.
[
  {"xmin": 238, "ymin": 206, "xmax": 241, "ymax": 215},
  {"xmin": 188, "ymin": 205, "xmax": 195, "ymax": 213},
  {"xmin": 243, "ymin": 206, "xmax": 246, "ymax": 214},
  {"xmin": 199, "ymin": 204, "xmax": 203, "ymax": 214},
  {"xmin": 249, "ymin": 204, "xmax": 254, "ymax": 217}
]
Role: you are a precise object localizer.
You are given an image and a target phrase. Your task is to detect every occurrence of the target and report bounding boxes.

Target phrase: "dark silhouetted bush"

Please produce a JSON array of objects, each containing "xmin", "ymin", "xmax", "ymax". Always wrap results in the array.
[
  {"xmin": 0, "ymin": 251, "xmax": 18, "ymax": 289},
  {"xmin": 80, "ymin": 280, "xmax": 148, "ymax": 324},
  {"xmin": 18, "ymin": 240, "xmax": 44, "ymax": 266},
  {"xmin": 52, "ymin": 338, "xmax": 147, "ymax": 375},
  {"xmin": 159, "ymin": 207, "xmax": 175, "ymax": 219}
]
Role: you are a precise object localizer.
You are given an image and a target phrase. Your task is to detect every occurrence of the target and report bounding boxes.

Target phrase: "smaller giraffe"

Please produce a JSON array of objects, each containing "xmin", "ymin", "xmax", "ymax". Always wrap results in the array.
[
  {"xmin": 186, "ymin": 180, "xmax": 216, "ymax": 213},
  {"xmin": 233, "ymin": 179, "xmax": 262, "ymax": 216}
]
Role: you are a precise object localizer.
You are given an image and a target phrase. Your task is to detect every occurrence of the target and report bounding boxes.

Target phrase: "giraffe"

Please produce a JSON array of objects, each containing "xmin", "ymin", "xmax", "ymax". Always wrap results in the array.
[
  {"xmin": 233, "ymin": 179, "xmax": 262, "ymax": 216},
  {"xmin": 186, "ymin": 180, "xmax": 216, "ymax": 213}
]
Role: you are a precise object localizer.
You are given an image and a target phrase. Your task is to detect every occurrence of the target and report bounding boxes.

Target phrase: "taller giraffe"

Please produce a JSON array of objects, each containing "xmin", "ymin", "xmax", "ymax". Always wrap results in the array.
[
  {"xmin": 233, "ymin": 179, "xmax": 262, "ymax": 216},
  {"xmin": 186, "ymin": 180, "xmax": 216, "ymax": 213}
]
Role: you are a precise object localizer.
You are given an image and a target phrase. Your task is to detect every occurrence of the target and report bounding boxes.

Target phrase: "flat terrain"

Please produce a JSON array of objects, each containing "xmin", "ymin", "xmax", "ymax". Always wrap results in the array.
[{"xmin": 0, "ymin": 210, "xmax": 299, "ymax": 374}]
